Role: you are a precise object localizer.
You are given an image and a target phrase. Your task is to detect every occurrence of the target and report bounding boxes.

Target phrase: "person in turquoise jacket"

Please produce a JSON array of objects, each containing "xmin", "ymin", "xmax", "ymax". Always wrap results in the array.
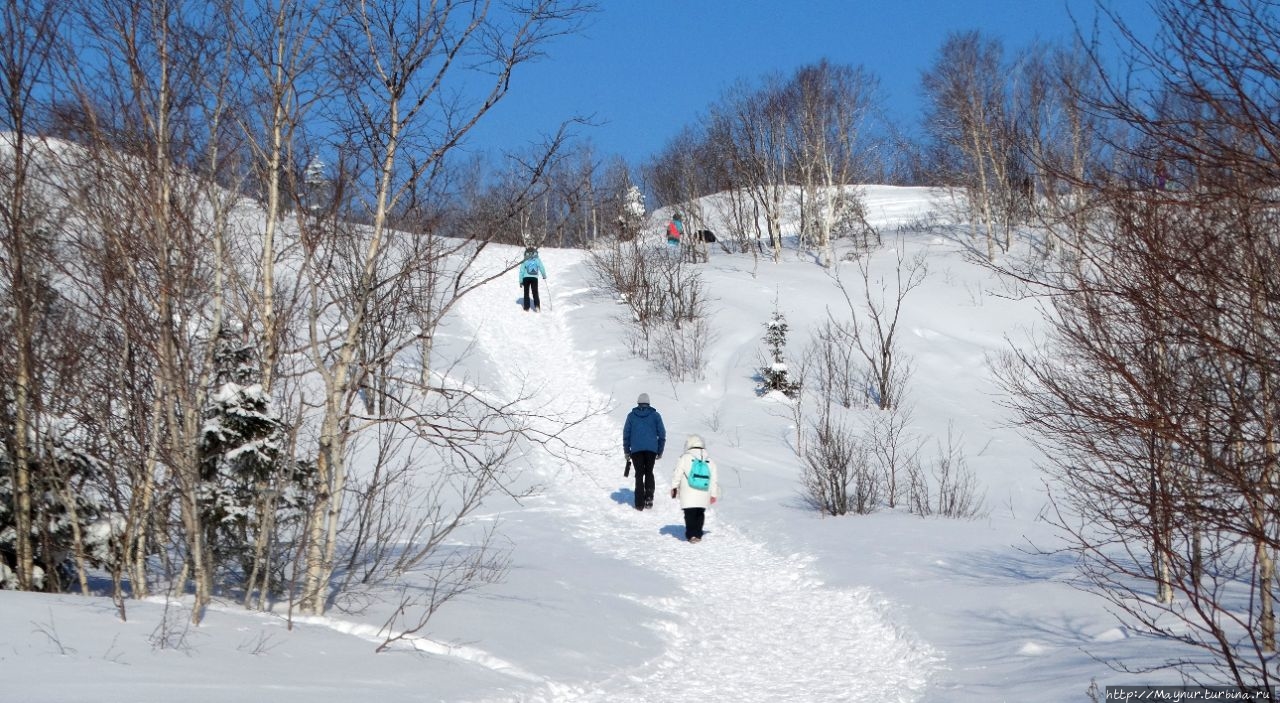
[
  {"xmin": 669, "ymin": 434, "xmax": 720, "ymax": 543},
  {"xmin": 518, "ymin": 247, "xmax": 547, "ymax": 312}
]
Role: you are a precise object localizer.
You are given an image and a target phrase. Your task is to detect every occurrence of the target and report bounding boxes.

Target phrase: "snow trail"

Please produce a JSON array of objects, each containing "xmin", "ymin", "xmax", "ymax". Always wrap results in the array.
[{"xmin": 457, "ymin": 249, "xmax": 936, "ymax": 702}]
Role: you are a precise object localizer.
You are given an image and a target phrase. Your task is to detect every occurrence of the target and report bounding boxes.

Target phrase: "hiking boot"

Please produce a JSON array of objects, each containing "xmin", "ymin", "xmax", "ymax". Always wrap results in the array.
[
  {"xmin": 644, "ymin": 499, "xmax": 653, "ymax": 509},
  {"xmin": 688, "ymin": 536, "xmax": 701, "ymax": 544}
]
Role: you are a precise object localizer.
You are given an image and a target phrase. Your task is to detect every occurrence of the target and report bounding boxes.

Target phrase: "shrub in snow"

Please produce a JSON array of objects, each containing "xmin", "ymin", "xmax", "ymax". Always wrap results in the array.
[
  {"xmin": 588, "ymin": 237, "xmax": 710, "ymax": 382},
  {"xmin": 800, "ymin": 190, "xmax": 873, "ymax": 253},
  {"xmin": 831, "ymin": 242, "xmax": 926, "ymax": 411},
  {"xmin": 802, "ymin": 318, "xmax": 864, "ymax": 409},
  {"xmin": 799, "ymin": 414, "xmax": 879, "ymax": 516},
  {"xmin": 906, "ymin": 421, "xmax": 985, "ymax": 519}
]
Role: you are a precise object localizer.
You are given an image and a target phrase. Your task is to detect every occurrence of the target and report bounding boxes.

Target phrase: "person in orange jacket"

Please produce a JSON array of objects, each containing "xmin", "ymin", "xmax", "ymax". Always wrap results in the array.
[{"xmin": 666, "ymin": 212, "xmax": 684, "ymax": 252}]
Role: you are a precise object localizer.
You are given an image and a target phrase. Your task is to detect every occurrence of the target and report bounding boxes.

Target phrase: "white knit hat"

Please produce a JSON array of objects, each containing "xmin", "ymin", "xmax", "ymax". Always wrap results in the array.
[{"xmin": 637, "ymin": 393, "xmax": 650, "ymax": 405}]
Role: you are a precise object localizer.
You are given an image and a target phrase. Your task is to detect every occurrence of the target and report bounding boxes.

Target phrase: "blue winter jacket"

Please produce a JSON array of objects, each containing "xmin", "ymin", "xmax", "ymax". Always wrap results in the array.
[
  {"xmin": 623, "ymin": 405, "xmax": 666, "ymax": 456},
  {"xmin": 518, "ymin": 255, "xmax": 547, "ymax": 282}
]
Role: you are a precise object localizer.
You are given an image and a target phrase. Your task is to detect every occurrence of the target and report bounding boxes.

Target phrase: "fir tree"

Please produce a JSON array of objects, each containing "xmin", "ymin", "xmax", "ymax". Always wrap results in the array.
[
  {"xmin": 759, "ymin": 303, "xmax": 801, "ymax": 398},
  {"xmin": 0, "ymin": 419, "xmax": 111, "ymax": 591},
  {"xmin": 616, "ymin": 183, "xmax": 645, "ymax": 241},
  {"xmin": 197, "ymin": 324, "xmax": 297, "ymax": 591}
]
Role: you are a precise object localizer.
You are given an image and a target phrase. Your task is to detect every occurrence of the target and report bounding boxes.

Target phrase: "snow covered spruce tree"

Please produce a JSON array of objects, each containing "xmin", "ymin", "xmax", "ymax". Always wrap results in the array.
[
  {"xmin": 758, "ymin": 302, "xmax": 801, "ymax": 398},
  {"xmin": 615, "ymin": 174, "xmax": 646, "ymax": 242},
  {"xmin": 0, "ymin": 419, "xmax": 112, "ymax": 593},
  {"xmin": 196, "ymin": 325, "xmax": 303, "ymax": 600},
  {"xmin": 56, "ymin": 0, "xmax": 244, "ymax": 620}
]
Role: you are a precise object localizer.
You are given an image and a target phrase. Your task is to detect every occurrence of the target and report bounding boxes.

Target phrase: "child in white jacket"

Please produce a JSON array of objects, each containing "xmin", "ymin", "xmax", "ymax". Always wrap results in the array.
[{"xmin": 669, "ymin": 434, "xmax": 720, "ymax": 543}]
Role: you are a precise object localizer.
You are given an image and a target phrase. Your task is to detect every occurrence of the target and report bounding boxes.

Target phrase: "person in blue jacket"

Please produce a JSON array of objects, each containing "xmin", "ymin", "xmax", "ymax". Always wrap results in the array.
[
  {"xmin": 622, "ymin": 393, "xmax": 666, "ymax": 510},
  {"xmin": 518, "ymin": 247, "xmax": 547, "ymax": 312}
]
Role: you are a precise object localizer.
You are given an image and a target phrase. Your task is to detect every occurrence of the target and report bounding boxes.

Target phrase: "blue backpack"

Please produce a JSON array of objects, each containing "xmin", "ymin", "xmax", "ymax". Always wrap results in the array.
[
  {"xmin": 523, "ymin": 259, "xmax": 539, "ymax": 277},
  {"xmin": 687, "ymin": 457, "xmax": 711, "ymax": 491}
]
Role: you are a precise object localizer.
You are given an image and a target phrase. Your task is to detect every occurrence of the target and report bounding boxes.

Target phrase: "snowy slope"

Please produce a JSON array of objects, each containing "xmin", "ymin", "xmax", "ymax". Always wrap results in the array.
[
  {"xmin": 0, "ymin": 186, "xmax": 1177, "ymax": 702},
  {"xmin": 450, "ymin": 244, "xmax": 937, "ymax": 701}
]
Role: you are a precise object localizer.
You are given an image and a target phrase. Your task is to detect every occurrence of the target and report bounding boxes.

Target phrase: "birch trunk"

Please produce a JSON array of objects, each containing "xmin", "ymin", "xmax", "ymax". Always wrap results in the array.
[
  {"xmin": 6, "ymin": 240, "xmax": 33, "ymax": 591},
  {"xmin": 299, "ymin": 104, "xmax": 402, "ymax": 615}
]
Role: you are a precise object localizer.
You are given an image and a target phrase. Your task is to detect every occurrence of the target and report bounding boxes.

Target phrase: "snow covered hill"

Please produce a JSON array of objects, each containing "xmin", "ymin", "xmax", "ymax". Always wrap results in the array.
[
  {"xmin": 1, "ymin": 186, "xmax": 1171, "ymax": 702},
  {"xmin": 450, "ymin": 241, "xmax": 936, "ymax": 701}
]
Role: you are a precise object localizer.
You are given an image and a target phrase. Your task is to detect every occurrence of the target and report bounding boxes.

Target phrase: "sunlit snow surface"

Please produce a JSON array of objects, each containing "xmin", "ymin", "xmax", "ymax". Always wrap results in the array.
[{"xmin": 1, "ymin": 186, "xmax": 1182, "ymax": 702}]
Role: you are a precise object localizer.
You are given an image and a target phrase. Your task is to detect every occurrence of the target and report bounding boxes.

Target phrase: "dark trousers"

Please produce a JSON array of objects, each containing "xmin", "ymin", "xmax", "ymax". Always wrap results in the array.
[
  {"xmin": 630, "ymin": 451, "xmax": 656, "ymax": 508},
  {"xmin": 522, "ymin": 278, "xmax": 541, "ymax": 310},
  {"xmin": 683, "ymin": 508, "xmax": 706, "ymax": 540}
]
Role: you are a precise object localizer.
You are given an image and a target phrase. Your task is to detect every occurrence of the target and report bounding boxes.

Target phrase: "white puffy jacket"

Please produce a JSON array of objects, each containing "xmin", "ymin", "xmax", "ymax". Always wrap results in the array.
[{"xmin": 670, "ymin": 435, "xmax": 720, "ymax": 509}]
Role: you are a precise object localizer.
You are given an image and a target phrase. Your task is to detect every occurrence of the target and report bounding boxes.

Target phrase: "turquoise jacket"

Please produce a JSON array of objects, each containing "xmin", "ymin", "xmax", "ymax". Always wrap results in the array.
[{"xmin": 518, "ymin": 255, "xmax": 547, "ymax": 282}]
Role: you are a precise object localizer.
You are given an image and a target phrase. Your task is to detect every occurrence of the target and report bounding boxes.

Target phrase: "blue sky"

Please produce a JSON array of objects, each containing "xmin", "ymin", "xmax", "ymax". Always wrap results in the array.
[{"xmin": 465, "ymin": 0, "xmax": 1159, "ymax": 167}]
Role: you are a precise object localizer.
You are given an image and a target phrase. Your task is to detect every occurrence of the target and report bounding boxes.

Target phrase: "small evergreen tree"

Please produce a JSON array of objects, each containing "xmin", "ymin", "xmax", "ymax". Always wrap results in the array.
[
  {"xmin": 619, "ymin": 184, "xmax": 645, "ymax": 240},
  {"xmin": 303, "ymin": 154, "xmax": 331, "ymax": 212},
  {"xmin": 0, "ymin": 420, "xmax": 112, "ymax": 592},
  {"xmin": 759, "ymin": 303, "xmax": 801, "ymax": 398},
  {"xmin": 197, "ymin": 324, "xmax": 300, "ymax": 593}
]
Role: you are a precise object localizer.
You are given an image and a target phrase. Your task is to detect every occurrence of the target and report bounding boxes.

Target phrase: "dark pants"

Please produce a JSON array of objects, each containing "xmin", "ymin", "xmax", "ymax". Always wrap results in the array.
[
  {"xmin": 683, "ymin": 508, "xmax": 706, "ymax": 540},
  {"xmin": 522, "ymin": 278, "xmax": 541, "ymax": 310},
  {"xmin": 630, "ymin": 451, "xmax": 656, "ymax": 509}
]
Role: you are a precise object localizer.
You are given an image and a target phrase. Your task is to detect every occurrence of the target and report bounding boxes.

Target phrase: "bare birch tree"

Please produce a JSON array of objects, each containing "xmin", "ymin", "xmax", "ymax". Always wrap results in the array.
[
  {"xmin": 52, "ymin": 0, "xmax": 252, "ymax": 621},
  {"xmin": 0, "ymin": 0, "xmax": 66, "ymax": 592},
  {"xmin": 833, "ymin": 242, "xmax": 926, "ymax": 411},
  {"xmin": 784, "ymin": 60, "xmax": 879, "ymax": 266},
  {"xmin": 1000, "ymin": 0, "xmax": 1280, "ymax": 684},
  {"xmin": 294, "ymin": 0, "xmax": 592, "ymax": 616},
  {"xmin": 697, "ymin": 76, "xmax": 791, "ymax": 262},
  {"xmin": 230, "ymin": 0, "xmax": 331, "ymax": 394},
  {"xmin": 921, "ymin": 31, "xmax": 1013, "ymax": 260}
]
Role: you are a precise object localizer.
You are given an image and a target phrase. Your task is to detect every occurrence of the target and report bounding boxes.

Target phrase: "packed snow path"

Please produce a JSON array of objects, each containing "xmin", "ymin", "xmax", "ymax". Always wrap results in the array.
[{"xmin": 456, "ymin": 249, "xmax": 936, "ymax": 702}]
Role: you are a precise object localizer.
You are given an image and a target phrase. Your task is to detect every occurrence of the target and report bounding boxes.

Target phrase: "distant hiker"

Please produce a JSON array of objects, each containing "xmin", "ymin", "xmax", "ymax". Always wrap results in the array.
[
  {"xmin": 518, "ymin": 247, "xmax": 547, "ymax": 312},
  {"xmin": 669, "ymin": 434, "xmax": 720, "ymax": 543},
  {"xmin": 666, "ymin": 212, "xmax": 684, "ymax": 252},
  {"xmin": 623, "ymin": 393, "xmax": 666, "ymax": 510}
]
